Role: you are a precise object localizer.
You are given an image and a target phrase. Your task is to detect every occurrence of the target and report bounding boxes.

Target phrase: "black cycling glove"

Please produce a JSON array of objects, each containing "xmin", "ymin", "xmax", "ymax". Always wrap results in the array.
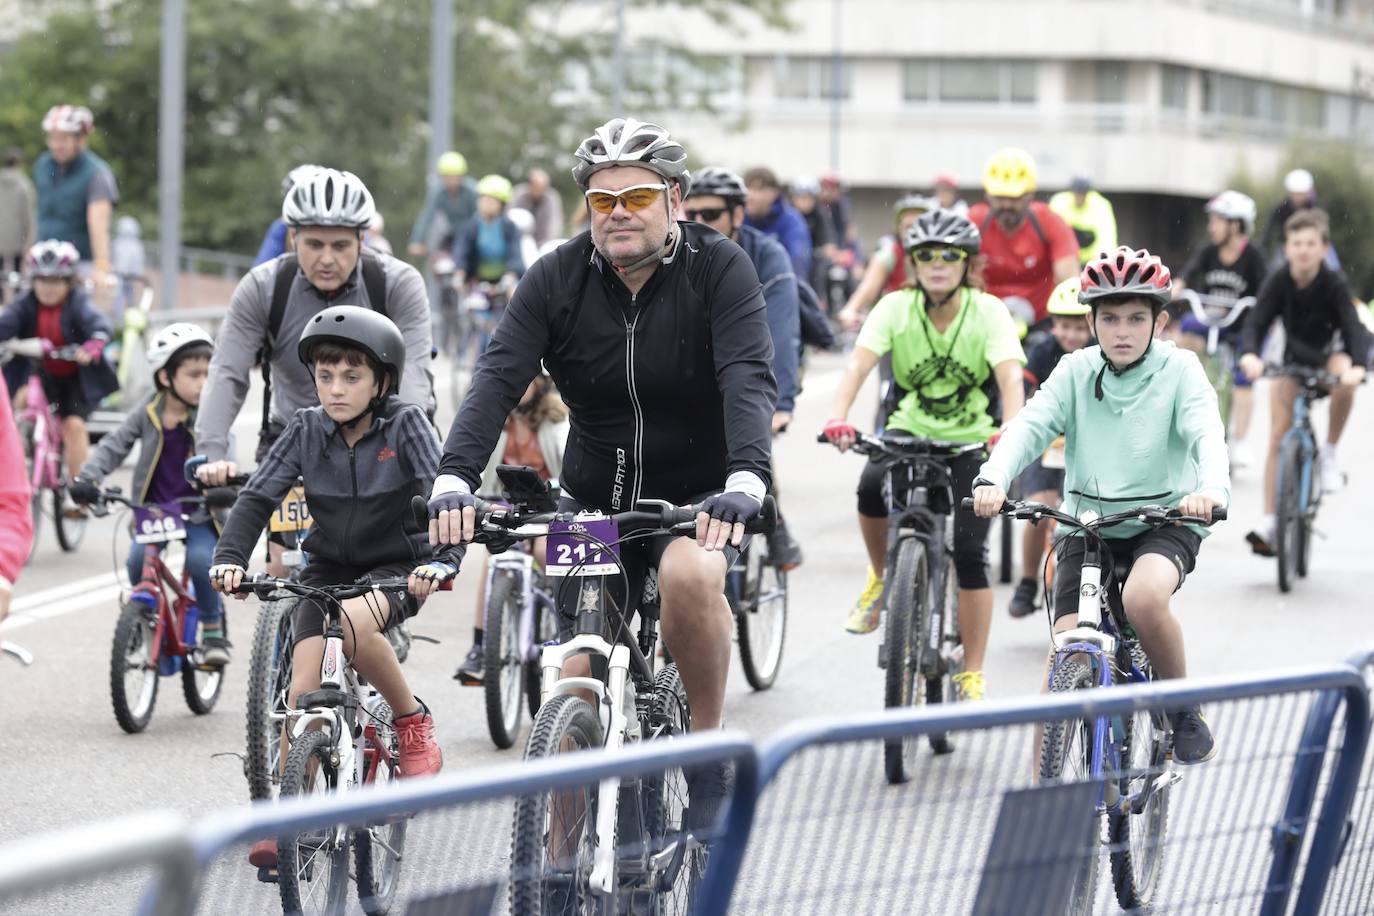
[{"xmin": 699, "ymin": 491, "xmax": 761, "ymax": 526}]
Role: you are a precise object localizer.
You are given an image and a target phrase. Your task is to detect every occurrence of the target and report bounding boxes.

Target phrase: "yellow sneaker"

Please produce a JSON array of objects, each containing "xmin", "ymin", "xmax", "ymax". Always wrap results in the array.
[
  {"xmin": 953, "ymin": 670, "xmax": 986, "ymax": 702},
  {"xmin": 845, "ymin": 568, "xmax": 884, "ymax": 634}
]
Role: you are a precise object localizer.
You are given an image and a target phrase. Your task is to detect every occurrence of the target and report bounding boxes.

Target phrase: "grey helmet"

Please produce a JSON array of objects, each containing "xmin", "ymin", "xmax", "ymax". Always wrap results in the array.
[
  {"xmin": 571, "ymin": 118, "xmax": 690, "ymax": 192},
  {"xmin": 282, "ymin": 168, "xmax": 376, "ymax": 230},
  {"xmin": 903, "ymin": 208, "xmax": 982, "ymax": 256},
  {"xmin": 298, "ymin": 305, "xmax": 405, "ymax": 397},
  {"xmin": 686, "ymin": 166, "xmax": 747, "ymax": 206}
]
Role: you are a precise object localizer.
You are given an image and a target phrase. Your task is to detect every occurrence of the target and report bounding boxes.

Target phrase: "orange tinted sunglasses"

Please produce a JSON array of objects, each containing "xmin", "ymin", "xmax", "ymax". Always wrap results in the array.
[{"xmin": 584, "ymin": 183, "xmax": 668, "ymax": 214}]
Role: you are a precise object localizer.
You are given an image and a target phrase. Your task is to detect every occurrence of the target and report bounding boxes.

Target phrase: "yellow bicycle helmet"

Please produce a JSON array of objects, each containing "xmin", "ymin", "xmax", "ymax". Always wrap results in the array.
[
  {"xmin": 982, "ymin": 147, "xmax": 1037, "ymax": 198},
  {"xmin": 437, "ymin": 151, "xmax": 468, "ymax": 177},
  {"xmin": 476, "ymin": 174, "xmax": 513, "ymax": 203},
  {"xmin": 1047, "ymin": 276, "xmax": 1090, "ymax": 317}
]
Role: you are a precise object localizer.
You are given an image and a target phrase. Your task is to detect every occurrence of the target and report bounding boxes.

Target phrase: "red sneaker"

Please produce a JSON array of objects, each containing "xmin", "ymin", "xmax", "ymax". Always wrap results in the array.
[
  {"xmin": 394, "ymin": 706, "xmax": 443, "ymax": 778},
  {"xmin": 248, "ymin": 837, "xmax": 278, "ymax": 868}
]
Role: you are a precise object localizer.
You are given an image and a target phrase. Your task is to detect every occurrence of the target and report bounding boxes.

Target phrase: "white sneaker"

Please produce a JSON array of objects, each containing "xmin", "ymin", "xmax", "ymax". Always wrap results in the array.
[
  {"xmin": 1228, "ymin": 441, "xmax": 1253, "ymax": 469},
  {"xmin": 1319, "ymin": 448, "xmax": 1344, "ymax": 494}
]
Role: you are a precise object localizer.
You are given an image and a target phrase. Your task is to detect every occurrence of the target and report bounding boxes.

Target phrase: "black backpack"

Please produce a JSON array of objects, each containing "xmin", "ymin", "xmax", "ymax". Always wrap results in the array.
[{"xmin": 259, "ymin": 253, "xmax": 388, "ymax": 436}]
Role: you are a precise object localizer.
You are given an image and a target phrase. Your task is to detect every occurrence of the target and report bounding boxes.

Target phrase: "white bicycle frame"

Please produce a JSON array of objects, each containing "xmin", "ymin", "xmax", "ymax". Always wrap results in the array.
[
  {"xmin": 1051, "ymin": 512, "xmax": 1118, "ymax": 655},
  {"xmin": 489, "ymin": 548, "xmax": 542, "ymax": 666}
]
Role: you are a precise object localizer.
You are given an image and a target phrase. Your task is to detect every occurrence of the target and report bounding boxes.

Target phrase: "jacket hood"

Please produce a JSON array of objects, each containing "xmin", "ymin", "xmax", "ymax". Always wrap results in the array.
[{"xmin": 1090, "ymin": 338, "xmax": 1176, "ymax": 411}]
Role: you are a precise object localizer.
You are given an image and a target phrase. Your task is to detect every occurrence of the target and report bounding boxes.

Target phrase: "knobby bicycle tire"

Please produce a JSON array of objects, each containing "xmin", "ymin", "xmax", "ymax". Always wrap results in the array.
[
  {"xmin": 510, "ymin": 694, "xmax": 610, "ymax": 916},
  {"xmin": 110, "ymin": 600, "xmax": 160, "ymax": 733},
  {"xmin": 245, "ymin": 598, "xmax": 296, "ymax": 801},
  {"xmin": 884, "ymin": 537, "xmax": 929, "ymax": 784},
  {"xmin": 1039, "ymin": 660, "xmax": 1101, "ymax": 916},
  {"xmin": 180, "ymin": 642, "xmax": 223, "ymax": 716},
  {"xmin": 1108, "ymin": 693, "xmax": 1171, "ymax": 909},
  {"xmin": 1275, "ymin": 435, "xmax": 1304, "ymax": 593},
  {"xmin": 278, "ymin": 729, "xmax": 349, "ymax": 916},
  {"xmin": 636, "ymin": 664, "xmax": 703, "ymax": 914},
  {"xmin": 736, "ymin": 536, "xmax": 788, "ymax": 691},
  {"xmin": 484, "ymin": 573, "xmax": 525, "ymax": 750},
  {"xmin": 356, "ymin": 700, "xmax": 407, "ymax": 916}
]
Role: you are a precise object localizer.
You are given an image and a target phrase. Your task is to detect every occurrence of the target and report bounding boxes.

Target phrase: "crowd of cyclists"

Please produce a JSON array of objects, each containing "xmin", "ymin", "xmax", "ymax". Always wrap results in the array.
[{"xmin": 3, "ymin": 100, "xmax": 1374, "ymax": 900}]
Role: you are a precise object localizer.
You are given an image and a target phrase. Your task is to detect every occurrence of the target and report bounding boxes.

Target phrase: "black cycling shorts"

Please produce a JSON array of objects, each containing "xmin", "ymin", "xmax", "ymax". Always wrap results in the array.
[
  {"xmin": 1018, "ymin": 455, "xmax": 1065, "ymax": 498},
  {"xmin": 289, "ymin": 558, "xmax": 422, "ymax": 646},
  {"xmin": 1050, "ymin": 527, "xmax": 1201, "ymax": 622},
  {"xmin": 551, "ymin": 492, "xmax": 743, "ymax": 641},
  {"xmin": 42, "ymin": 375, "xmax": 92, "ymax": 421}
]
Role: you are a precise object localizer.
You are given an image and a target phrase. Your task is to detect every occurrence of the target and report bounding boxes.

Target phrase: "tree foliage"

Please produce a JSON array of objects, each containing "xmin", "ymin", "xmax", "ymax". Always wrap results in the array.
[{"xmin": 0, "ymin": 0, "xmax": 785, "ymax": 255}]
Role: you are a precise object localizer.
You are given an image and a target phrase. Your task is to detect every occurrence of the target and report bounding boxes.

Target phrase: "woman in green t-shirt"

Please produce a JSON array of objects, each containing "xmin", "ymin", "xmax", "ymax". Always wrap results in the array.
[{"xmin": 822, "ymin": 209, "xmax": 1026, "ymax": 702}]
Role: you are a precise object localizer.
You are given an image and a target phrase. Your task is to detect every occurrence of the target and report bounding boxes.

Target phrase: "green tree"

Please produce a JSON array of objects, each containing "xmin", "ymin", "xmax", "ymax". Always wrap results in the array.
[{"xmin": 0, "ymin": 0, "xmax": 788, "ymax": 257}]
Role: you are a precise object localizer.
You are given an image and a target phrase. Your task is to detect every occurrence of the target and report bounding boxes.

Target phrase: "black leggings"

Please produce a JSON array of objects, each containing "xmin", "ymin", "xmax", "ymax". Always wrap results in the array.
[{"xmin": 856, "ymin": 449, "xmax": 991, "ymax": 590}]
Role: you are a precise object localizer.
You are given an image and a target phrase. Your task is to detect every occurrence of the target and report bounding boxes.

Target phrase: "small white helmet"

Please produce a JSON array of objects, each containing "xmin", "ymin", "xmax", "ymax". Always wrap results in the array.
[
  {"xmin": 281, "ymin": 163, "xmax": 321, "ymax": 195},
  {"xmin": 1205, "ymin": 190, "xmax": 1258, "ymax": 235},
  {"xmin": 147, "ymin": 323, "xmax": 213, "ymax": 380},
  {"xmin": 1284, "ymin": 168, "xmax": 1315, "ymax": 195},
  {"xmin": 41, "ymin": 104, "xmax": 94, "ymax": 136},
  {"xmin": 282, "ymin": 168, "xmax": 376, "ymax": 230}
]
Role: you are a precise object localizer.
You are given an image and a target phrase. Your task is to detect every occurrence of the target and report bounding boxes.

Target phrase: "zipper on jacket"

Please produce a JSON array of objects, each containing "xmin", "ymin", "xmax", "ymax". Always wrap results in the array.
[
  {"xmin": 623, "ymin": 295, "xmax": 645, "ymax": 510},
  {"xmin": 344, "ymin": 445, "xmax": 358, "ymax": 566}
]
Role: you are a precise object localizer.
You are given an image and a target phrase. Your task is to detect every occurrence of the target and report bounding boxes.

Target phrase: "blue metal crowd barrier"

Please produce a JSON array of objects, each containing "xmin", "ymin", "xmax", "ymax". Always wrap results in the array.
[{"xmin": 0, "ymin": 662, "xmax": 1369, "ymax": 915}]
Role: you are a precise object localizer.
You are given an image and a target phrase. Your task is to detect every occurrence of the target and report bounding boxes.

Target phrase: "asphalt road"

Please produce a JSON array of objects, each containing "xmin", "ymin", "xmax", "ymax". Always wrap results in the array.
[{"xmin": 2, "ymin": 348, "xmax": 1370, "ymax": 914}]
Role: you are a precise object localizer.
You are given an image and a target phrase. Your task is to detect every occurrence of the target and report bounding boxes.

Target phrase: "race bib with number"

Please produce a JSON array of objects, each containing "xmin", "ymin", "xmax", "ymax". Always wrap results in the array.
[
  {"xmin": 133, "ymin": 503, "xmax": 187, "ymax": 544},
  {"xmin": 546, "ymin": 517, "xmax": 620, "ymax": 577},
  {"xmin": 269, "ymin": 486, "xmax": 312, "ymax": 533}
]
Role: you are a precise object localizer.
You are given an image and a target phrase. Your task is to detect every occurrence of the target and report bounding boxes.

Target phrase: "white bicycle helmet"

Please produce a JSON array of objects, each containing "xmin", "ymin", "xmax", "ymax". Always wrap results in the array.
[
  {"xmin": 282, "ymin": 168, "xmax": 376, "ymax": 230},
  {"xmin": 281, "ymin": 163, "xmax": 321, "ymax": 195},
  {"xmin": 571, "ymin": 118, "xmax": 690, "ymax": 192},
  {"xmin": 147, "ymin": 323, "xmax": 214, "ymax": 378},
  {"xmin": 1284, "ymin": 168, "xmax": 1315, "ymax": 195},
  {"xmin": 42, "ymin": 104, "xmax": 94, "ymax": 136},
  {"xmin": 27, "ymin": 240, "xmax": 81, "ymax": 278},
  {"xmin": 1205, "ymin": 190, "xmax": 1257, "ymax": 235}
]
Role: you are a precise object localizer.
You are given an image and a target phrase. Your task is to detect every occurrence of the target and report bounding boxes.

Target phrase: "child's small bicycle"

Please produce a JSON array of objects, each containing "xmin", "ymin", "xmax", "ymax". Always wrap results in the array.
[
  {"xmin": 1, "ymin": 338, "xmax": 90, "ymax": 561},
  {"xmin": 89, "ymin": 481, "xmax": 243, "ymax": 733}
]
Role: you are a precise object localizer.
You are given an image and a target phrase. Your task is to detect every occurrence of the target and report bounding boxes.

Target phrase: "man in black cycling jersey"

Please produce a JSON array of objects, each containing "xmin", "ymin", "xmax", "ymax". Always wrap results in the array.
[{"xmin": 427, "ymin": 117, "xmax": 776, "ymax": 832}]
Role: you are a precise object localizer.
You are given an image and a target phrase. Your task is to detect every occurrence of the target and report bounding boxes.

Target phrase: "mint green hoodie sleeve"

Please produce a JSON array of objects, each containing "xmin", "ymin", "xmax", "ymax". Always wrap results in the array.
[
  {"xmin": 1173, "ymin": 354, "xmax": 1230, "ymax": 507},
  {"xmin": 976, "ymin": 356, "xmax": 1072, "ymax": 492}
]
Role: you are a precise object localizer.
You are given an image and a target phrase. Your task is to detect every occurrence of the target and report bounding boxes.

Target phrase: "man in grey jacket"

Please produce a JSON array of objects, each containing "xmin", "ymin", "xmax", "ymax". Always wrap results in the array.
[
  {"xmin": 0, "ymin": 148, "xmax": 37, "ymax": 296},
  {"xmin": 195, "ymin": 169, "xmax": 433, "ymax": 572}
]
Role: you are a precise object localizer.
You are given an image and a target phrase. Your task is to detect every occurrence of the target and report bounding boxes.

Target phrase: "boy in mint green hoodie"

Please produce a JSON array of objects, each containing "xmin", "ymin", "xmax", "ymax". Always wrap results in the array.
[{"xmin": 971, "ymin": 247, "xmax": 1229, "ymax": 765}]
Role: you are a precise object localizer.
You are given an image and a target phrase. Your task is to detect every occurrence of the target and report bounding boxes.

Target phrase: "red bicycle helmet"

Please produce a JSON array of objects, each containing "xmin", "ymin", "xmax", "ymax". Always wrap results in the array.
[{"xmin": 1079, "ymin": 246, "xmax": 1171, "ymax": 309}]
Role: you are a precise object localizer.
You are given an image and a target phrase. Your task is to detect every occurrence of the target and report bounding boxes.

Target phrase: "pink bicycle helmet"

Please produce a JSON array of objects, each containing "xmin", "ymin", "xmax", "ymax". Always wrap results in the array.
[{"xmin": 1079, "ymin": 246, "xmax": 1172, "ymax": 309}]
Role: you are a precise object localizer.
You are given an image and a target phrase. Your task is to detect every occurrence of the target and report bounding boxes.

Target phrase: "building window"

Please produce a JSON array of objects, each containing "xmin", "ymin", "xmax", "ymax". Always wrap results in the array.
[
  {"xmin": 1162, "ymin": 65, "xmax": 1190, "ymax": 111},
  {"xmin": 904, "ymin": 58, "xmax": 1037, "ymax": 104},
  {"xmin": 775, "ymin": 56, "xmax": 851, "ymax": 100},
  {"xmin": 1203, "ymin": 71, "xmax": 1326, "ymax": 129},
  {"xmin": 1095, "ymin": 61, "xmax": 1129, "ymax": 104}
]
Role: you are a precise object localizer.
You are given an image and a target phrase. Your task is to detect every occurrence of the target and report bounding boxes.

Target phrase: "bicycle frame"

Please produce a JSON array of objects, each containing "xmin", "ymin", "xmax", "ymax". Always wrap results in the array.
[
  {"xmin": 130, "ymin": 541, "xmax": 198, "ymax": 665},
  {"xmin": 1280, "ymin": 384, "xmax": 1320, "ymax": 519},
  {"xmin": 18, "ymin": 374, "xmax": 62, "ymax": 492},
  {"xmin": 487, "ymin": 546, "xmax": 556, "ymax": 670}
]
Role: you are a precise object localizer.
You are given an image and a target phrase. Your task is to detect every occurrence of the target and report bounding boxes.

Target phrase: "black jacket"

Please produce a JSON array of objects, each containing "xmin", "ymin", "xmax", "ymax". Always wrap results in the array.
[
  {"xmin": 439, "ymin": 222, "xmax": 776, "ymax": 511},
  {"xmin": 0, "ymin": 287, "xmax": 119, "ymax": 406},
  {"xmin": 1242, "ymin": 263, "xmax": 1372, "ymax": 367},
  {"xmin": 214, "ymin": 398, "xmax": 462, "ymax": 571}
]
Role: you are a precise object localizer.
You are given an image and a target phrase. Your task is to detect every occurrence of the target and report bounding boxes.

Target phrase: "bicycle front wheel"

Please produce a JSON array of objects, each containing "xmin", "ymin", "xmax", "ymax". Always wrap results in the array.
[
  {"xmin": 511, "ymin": 694, "xmax": 610, "ymax": 916},
  {"xmin": 356, "ymin": 701, "xmax": 407, "ymax": 915},
  {"xmin": 924, "ymin": 550, "xmax": 960, "ymax": 755},
  {"xmin": 1039, "ymin": 660, "xmax": 1102, "ymax": 916},
  {"xmin": 110, "ymin": 599, "xmax": 160, "ymax": 733},
  {"xmin": 278, "ymin": 729, "xmax": 349, "ymax": 916},
  {"xmin": 637, "ymin": 664, "xmax": 704, "ymax": 914},
  {"xmin": 484, "ymin": 573, "xmax": 526, "ymax": 749},
  {"xmin": 736, "ymin": 537, "xmax": 788, "ymax": 691},
  {"xmin": 883, "ymin": 537, "xmax": 929, "ymax": 784},
  {"xmin": 246, "ymin": 598, "xmax": 296, "ymax": 801},
  {"xmin": 1274, "ymin": 435, "xmax": 1304, "ymax": 593},
  {"xmin": 1108, "ymin": 700, "xmax": 1171, "ymax": 909}
]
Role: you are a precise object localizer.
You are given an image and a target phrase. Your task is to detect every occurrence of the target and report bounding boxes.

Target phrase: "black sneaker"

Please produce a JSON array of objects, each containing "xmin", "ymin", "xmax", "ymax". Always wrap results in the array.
[
  {"xmin": 1170, "ymin": 708, "xmax": 1217, "ymax": 765},
  {"xmin": 453, "ymin": 644, "xmax": 483, "ymax": 684},
  {"xmin": 201, "ymin": 635, "xmax": 231, "ymax": 668},
  {"xmin": 684, "ymin": 760, "xmax": 735, "ymax": 838},
  {"xmin": 765, "ymin": 518, "xmax": 803, "ymax": 571},
  {"xmin": 1007, "ymin": 578, "xmax": 1038, "ymax": 619}
]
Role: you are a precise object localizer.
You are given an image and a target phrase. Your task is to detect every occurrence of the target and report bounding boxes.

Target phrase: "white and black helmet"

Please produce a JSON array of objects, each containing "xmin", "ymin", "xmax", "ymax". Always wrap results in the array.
[
  {"xmin": 686, "ymin": 167, "xmax": 747, "ymax": 206},
  {"xmin": 903, "ymin": 208, "xmax": 982, "ymax": 256},
  {"xmin": 1205, "ymin": 190, "xmax": 1257, "ymax": 235},
  {"xmin": 571, "ymin": 118, "xmax": 690, "ymax": 192},
  {"xmin": 282, "ymin": 168, "xmax": 376, "ymax": 230},
  {"xmin": 281, "ymin": 163, "xmax": 321, "ymax": 196},
  {"xmin": 147, "ymin": 323, "xmax": 214, "ymax": 379}
]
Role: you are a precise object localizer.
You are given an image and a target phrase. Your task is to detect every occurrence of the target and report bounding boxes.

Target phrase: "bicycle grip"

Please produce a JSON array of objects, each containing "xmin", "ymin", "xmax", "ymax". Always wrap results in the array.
[
  {"xmin": 203, "ymin": 487, "xmax": 239, "ymax": 510},
  {"xmin": 960, "ymin": 497, "xmax": 974, "ymax": 510},
  {"xmin": 1210, "ymin": 506, "xmax": 1228, "ymax": 522}
]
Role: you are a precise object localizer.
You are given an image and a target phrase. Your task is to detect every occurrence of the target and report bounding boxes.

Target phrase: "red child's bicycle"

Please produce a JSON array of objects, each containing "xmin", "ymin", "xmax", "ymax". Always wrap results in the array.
[{"xmin": 89, "ymin": 481, "xmax": 243, "ymax": 733}]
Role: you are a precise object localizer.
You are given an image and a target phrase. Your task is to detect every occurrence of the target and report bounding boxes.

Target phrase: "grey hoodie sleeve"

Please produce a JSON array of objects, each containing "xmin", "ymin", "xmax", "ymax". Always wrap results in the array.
[
  {"xmin": 383, "ymin": 260, "xmax": 435, "ymax": 413},
  {"xmin": 194, "ymin": 268, "xmax": 272, "ymax": 460},
  {"xmin": 79, "ymin": 399, "xmax": 146, "ymax": 481}
]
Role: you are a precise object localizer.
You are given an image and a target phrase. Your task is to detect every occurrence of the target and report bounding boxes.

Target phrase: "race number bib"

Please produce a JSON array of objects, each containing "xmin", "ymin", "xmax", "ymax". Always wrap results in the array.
[
  {"xmin": 269, "ymin": 486, "xmax": 312, "ymax": 533},
  {"xmin": 546, "ymin": 517, "xmax": 620, "ymax": 577},
  {"xmin": 133, "ymin": 503, "xmax": 187, "ymax": 544}
]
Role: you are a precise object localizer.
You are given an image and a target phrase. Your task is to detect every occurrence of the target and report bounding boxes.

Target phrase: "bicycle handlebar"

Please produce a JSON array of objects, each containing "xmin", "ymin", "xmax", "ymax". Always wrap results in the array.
[
  {"xmin": 816, "ymin": 431, "xmax": 986, "ymax": 456},
  {"xmin": 1177, "ymin": 289, "xmax": 1256, "ymax": 329},
  {"xmin": 958, "ymin": 497, "xmax": 1225, "ymax": 528},
  {"xmin": 410, "ymin": 492, "xmax": 778, "ymax": 545},
  {"xmin": 87, "ymin": 483, "xmax": 241, "ymax": 517},
  {"xmin": 227, "ymin": 574, "xmax": 411, "ymax": 602},
  {"xmin": 182, "ymin": 455, "xmax": 253, "ymax": 487}
]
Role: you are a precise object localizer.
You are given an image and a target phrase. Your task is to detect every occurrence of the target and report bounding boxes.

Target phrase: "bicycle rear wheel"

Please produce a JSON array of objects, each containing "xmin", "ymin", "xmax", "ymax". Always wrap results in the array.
[
  {"xmin": 1039, "ymin": 660, "xmax": 1101, "ymax": 916},
  {"xmin": 246, "ymin": 598, "xmax": 296, "ymax": 801},
  {"xmin": 109, "ymin": 599, "xmax": 160, "ymax": 733},
  {"xmin": 1274, "ymin": 436, "xmax": 1304, "ymax": 593},
  {"xmin": 883, "ymin": 537, "xmax": 929, "ymax": 784},
  {"xmin": 356, "ymin": 701, "xmax": 407, "ymax": 915},
  {"xmin": 736, "ymin": 536, "xmax": 788, "ymax": 691},
  {"xmin": 484, "ymin": 573, "xmax": 526, "ymax": 749},
  {"xmin": 511, "ymin": 694, "xmax": 609, "ymax": 916},
  {"xmin": 279, "ymin": 729, "xmax": 349, "ymax": 916},
  {"xmin": 180, "ymin": 642, "xmax": 223, "ymax": 716},
  {"xmin": 52, "ymin": 484, "xmax": 87, "ymax": 552}
]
